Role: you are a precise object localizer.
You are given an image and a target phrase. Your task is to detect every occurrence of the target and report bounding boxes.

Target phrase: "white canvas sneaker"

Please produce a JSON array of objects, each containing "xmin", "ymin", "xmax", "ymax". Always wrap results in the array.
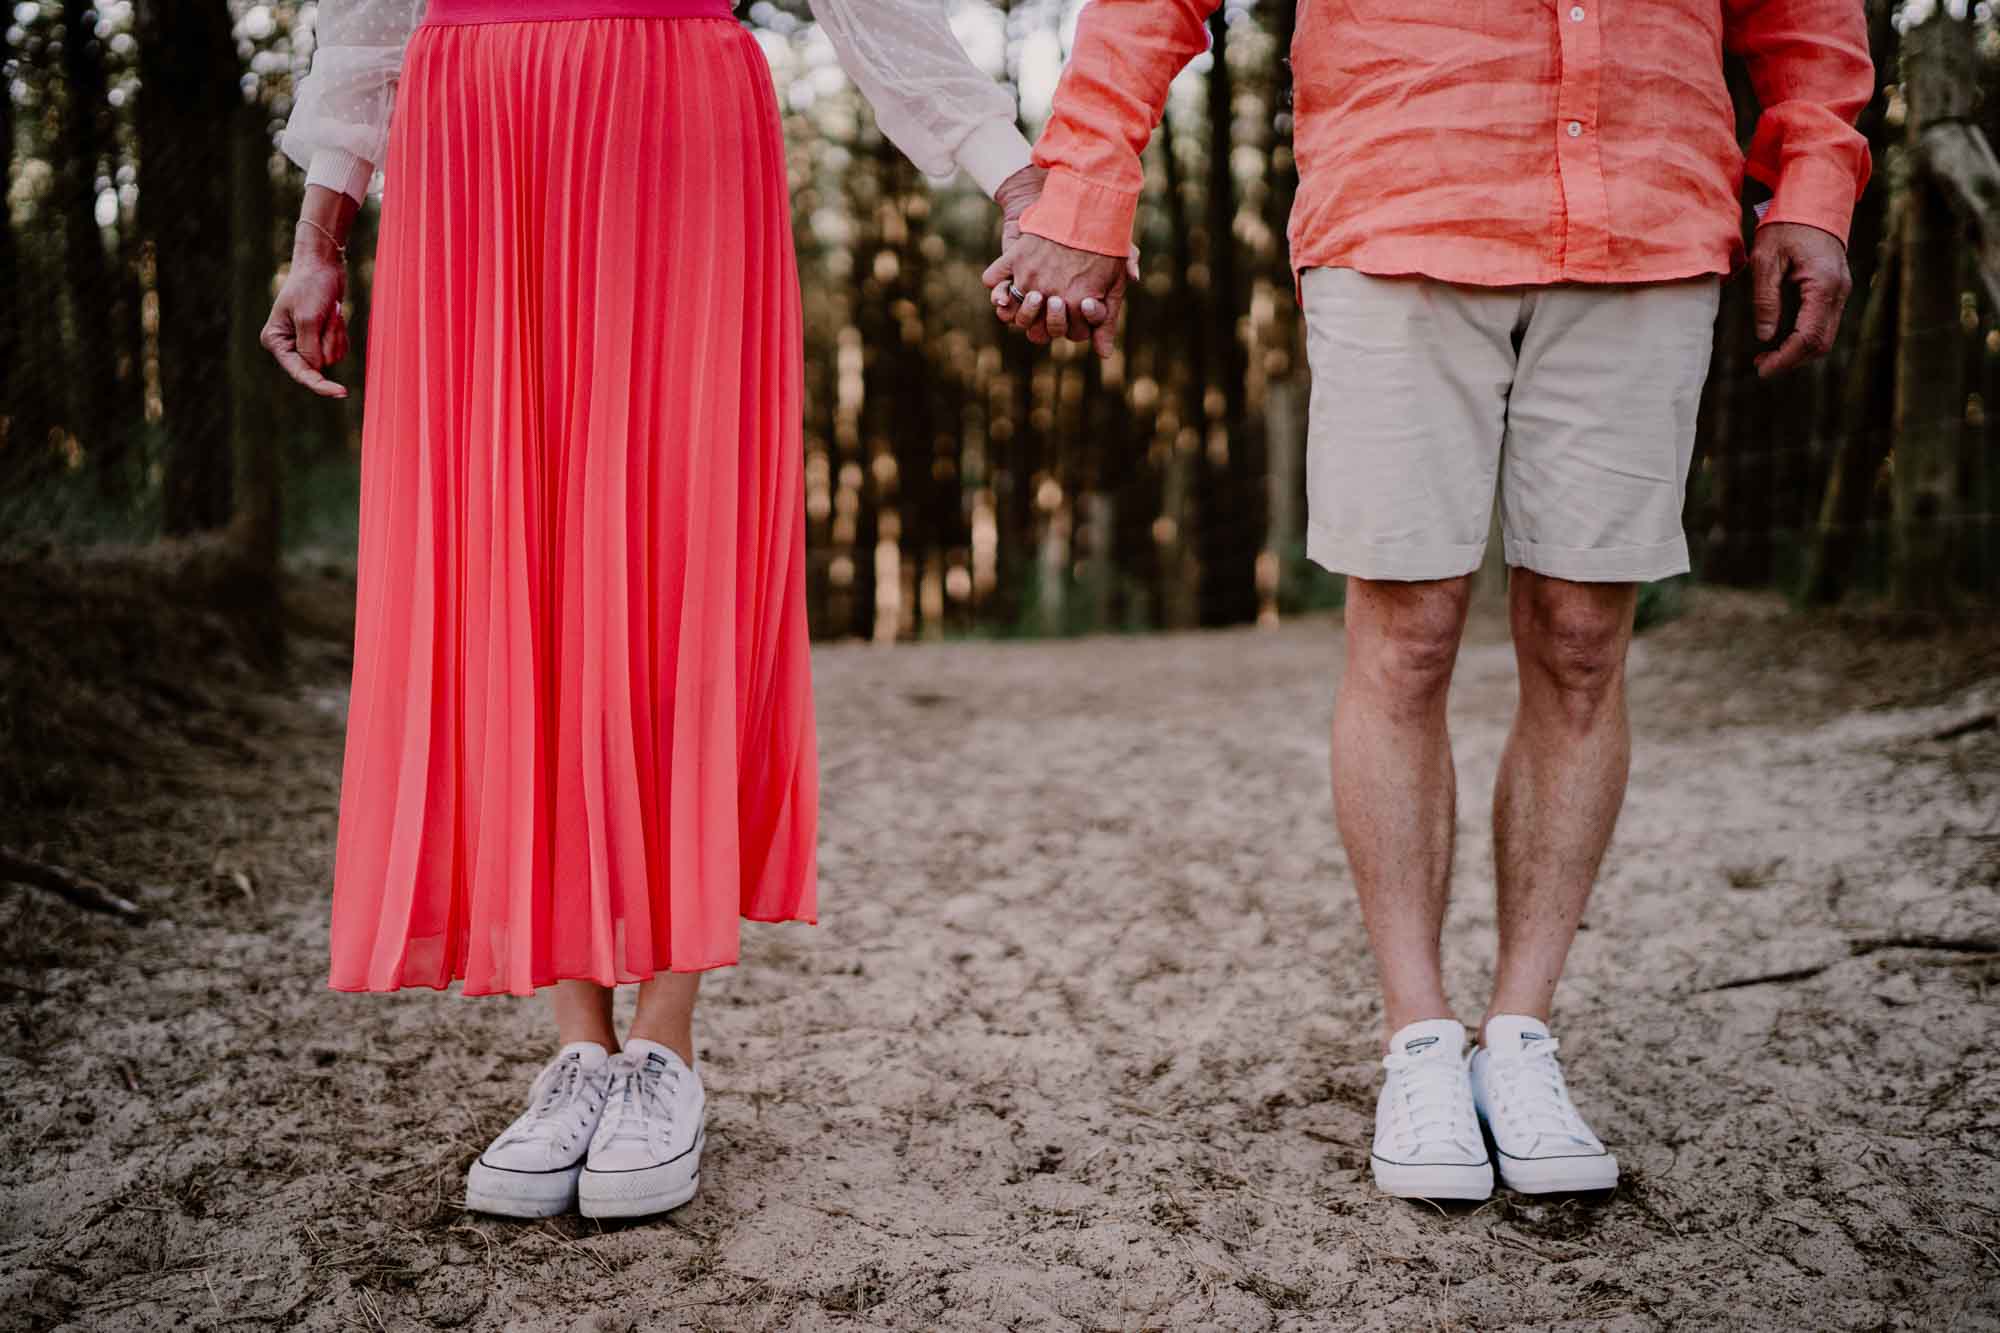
[
  {"xmin": 578, "ymin": 1038, "xmax": 705, "ymax": 1219},
  {"xmin": 466, "ymin": 1041, "xmax": 613, "ymax": 1218},
  {"xmin": 1370, "ymin": 1018, "xmax": 1494, "ymax": 1201},
  {"xmin": 1470, "ymin": 1014, "xmax": 1619, "ymax": 1194}
]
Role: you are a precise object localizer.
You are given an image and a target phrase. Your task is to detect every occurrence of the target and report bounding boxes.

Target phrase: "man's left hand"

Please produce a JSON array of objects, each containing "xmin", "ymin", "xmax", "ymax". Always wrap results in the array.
[{"xmin": 1750, "ymin": 221, "xmax": 1853, "ymax": 378}]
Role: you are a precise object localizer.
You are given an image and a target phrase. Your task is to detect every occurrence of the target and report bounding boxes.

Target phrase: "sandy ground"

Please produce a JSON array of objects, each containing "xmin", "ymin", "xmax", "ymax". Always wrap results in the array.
[{"xmin": 2, "ymin": 584, "xmax": 1998, "ymax": 1332}]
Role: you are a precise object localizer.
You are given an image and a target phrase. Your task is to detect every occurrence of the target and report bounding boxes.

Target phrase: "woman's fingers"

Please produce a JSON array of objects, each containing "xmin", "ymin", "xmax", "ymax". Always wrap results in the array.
[
  {"xmin": 1044, "ymin": 296, "xmax": 1070, "ymax": 342},
  {"xmin": 294, "ymin": 310, "xmax": 324, "ymax": 371},
  {"xmin": 322, "ymin": 310, "xmax": 348, "ymax": 367},
  {"xmin": 267, "ymin": 333, "xmax": 347, "ymax": 397},
  {"xmin": 1010, "ymin": 289, "xmax": 1045, "ymax": 335},
  {"xmin": 261, "ymin": 301, "xmax": 348, "ymax": 397}
]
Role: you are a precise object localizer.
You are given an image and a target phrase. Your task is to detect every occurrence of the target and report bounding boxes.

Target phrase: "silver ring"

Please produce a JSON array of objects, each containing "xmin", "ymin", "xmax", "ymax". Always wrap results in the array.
[{"xmin": 1007, "ymin": 284, "xmax": 1026, "ymax": 302}]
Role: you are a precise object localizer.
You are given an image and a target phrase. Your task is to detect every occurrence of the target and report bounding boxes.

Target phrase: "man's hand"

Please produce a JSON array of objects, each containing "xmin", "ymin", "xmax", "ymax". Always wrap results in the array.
[
  {"xmin": 1749, "ymin": 221, "xmax": 1852, "ymax": 378},
  {"xmin": 984, "ymin": 233, "xmax": 1128, "ymax": 357}
]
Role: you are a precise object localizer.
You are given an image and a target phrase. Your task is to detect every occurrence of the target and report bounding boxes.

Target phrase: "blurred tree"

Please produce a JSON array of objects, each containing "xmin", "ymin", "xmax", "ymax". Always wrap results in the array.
[
  {"xmin": 0, "ymin": 22, "xmax": 25, "ymax": 476},
  {"xmin": 1196, "ymin": 7, "xmax": 1259, "ymax": 628},
  {"xmin": 59, "ymin": 0, "xmax": 129, "ymax": 499},
  {"xmin": 136, "ymin": 0, "xmax": 238, "ymax": 534},
  {"xmin": 228, "ymin": 104, "xmax": 279, "ymax": 575}
]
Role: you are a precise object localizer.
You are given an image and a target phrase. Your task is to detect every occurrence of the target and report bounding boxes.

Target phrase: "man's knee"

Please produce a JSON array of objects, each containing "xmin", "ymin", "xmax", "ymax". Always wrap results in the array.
[
  {"xmin": 1346, "ymin": 577, "xmax": 1472, "ymax": 707},
  {"xmin": 1515, "ymin": 575, "xmax": 1635, "ymax": 709}
]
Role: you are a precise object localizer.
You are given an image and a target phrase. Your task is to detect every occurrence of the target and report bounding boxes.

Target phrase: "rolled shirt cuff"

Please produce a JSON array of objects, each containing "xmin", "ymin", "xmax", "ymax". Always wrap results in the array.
[
  {"xmin": 1017, "ymin": 167, "xmax": 1137, "ymax": 259},
  {"xmin": 305, "ymin": 147, "xmax": 376, "ymax": 204},
  {"xmin": 1754, "ymin": 156, "xmax": 1862, "ymax": 249},
  {"xmin": 955, "ymin": 119, "xmax": 1035, "ymax": 200}
]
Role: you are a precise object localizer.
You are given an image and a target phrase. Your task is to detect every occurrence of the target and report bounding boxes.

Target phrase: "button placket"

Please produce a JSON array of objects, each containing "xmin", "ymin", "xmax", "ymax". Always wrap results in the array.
[{"xmin": 1551, "ymin": 0, "xmax": 1607, "ymax": 273}]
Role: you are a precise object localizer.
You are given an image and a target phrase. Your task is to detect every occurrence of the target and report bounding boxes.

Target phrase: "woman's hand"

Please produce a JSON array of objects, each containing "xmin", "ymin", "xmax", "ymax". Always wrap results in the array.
[{"xmin": 262, "ymin": 188, "xmax": 355, "ymax": 398}]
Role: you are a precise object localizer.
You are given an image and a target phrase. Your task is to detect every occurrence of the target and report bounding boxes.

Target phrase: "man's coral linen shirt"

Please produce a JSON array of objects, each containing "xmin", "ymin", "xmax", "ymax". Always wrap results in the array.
[{"xmin": 1019, "ymin": 0, "xmax": 1873, "ymax": 287}]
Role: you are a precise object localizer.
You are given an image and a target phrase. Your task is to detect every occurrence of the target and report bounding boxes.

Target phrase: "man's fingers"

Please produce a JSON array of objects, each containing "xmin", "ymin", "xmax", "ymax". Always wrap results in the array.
[
  {"xmin": 981, "ymin": 252, "xmax": 1014, "ymax": 290},
  {"xmin": 1753, "ymin": 330, "xmax": 1811, "ymax": 378},
  {"xmin": 1750, "ymin": 246, "xmax": 1785, "ymax": 343},
  {"xmin": 1756, "ymin": 274, "xmax": 1842, "ymax": 377}
]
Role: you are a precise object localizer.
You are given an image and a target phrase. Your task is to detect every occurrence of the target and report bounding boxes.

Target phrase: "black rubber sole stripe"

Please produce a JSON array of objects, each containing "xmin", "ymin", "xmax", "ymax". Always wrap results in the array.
[
  {"xmin": 581, "ymin": 1128, "xmax": 704, "ymax": 1176},
  {"xmin": 1369, "ymin": 1151, "xmax": 1490, "ymax": 1169},
  {"xmin": 474, "ymin": 1158, "xmax": 586, "ymax": 1177}
]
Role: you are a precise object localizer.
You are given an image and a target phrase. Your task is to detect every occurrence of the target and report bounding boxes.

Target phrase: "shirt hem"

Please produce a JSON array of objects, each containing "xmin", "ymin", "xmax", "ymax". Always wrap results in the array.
[{"xmin": 1289, "ymin": 245, "xmax": 1737, "ymax": 299}]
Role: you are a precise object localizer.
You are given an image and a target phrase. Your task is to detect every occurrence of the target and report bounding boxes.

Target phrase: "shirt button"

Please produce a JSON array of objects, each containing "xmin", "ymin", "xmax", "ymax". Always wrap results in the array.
[
  {"xmin": 1569, "ymin": 4, "xmax": 1585, "ymax": 18},
  {"xmin": 1566, "ymin": 120, "xmax": 1584, "ymax": 137}
]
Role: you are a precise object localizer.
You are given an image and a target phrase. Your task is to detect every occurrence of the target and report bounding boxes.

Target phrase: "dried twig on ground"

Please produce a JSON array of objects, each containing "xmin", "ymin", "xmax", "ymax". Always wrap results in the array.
[
  {"xmin": 1697, "ymin": 935, "xmax": 2000, "ymax": 992},
  {"xmin": 1930, "ymin": 712, "xmax": 1998, "ymax": 743},
  {"xmin": 0, "ymin": 845, "xmax": 146, "ymax": 921}
]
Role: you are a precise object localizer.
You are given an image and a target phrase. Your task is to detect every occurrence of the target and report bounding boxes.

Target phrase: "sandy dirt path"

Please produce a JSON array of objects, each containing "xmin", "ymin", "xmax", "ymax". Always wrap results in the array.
[{"xmin": 3, "ymin": 590, "xmax": 1997, "ymax": 1331}]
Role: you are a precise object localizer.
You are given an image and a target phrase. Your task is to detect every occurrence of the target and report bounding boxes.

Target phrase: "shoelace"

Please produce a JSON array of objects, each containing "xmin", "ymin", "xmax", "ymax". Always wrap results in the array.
[
  {"xmin": 1381, "ymin": 1049, "xmax": 1478, "ymax": 1153},
  {"xmin": 598, "ymin": 1052, "xmax": 679, "ymax": 1151},
  {"xmin": 1483, "ymin": 1038, "xmax": 1593, "ymax": 1146},
  {"xmin": 495, "ymin": 1053, "xmax": 601, "ymax": 1154}
]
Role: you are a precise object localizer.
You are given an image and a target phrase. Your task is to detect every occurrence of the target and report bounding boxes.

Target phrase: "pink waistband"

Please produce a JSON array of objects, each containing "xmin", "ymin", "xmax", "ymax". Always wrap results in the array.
[{"xmin": 424, "ymin": 0, "xmax": 732, "ymax": 24}]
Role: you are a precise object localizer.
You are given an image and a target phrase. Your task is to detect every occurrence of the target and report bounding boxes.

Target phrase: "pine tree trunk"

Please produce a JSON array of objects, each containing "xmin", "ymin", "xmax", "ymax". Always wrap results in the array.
[
  {"xmin": 61, "ymin": 0, "xmax": 130, "ymax": 499},
  {"xmin": 228, "ymin": 106, "xmax": 281, "ymax": 577},
  {"xmin": 137, "ymin": 0, "xmax": 240, "ymax": 535},
  {"xmin": 1159, "ymin": 107, "xmax": 1203, "ymax": 631},
  {"xmin": 1801, "ymin": 222, "xmax": 1900, "ymax": 605},
  {"xmin": 0, "ymin": 20, "xmax": 25, "ymax": 477},
  {"xmin": 1196, "ymin": 10, "xmax": 1260, "ymax": 627},
  {"xmin": 1893, "ymin": 10, "xmax": 1975, "ymax": 612}
]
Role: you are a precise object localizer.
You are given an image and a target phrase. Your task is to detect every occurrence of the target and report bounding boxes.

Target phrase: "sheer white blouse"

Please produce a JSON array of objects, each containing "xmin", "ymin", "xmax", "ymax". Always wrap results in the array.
[{"xmin": 279, "ymin": 0, "xmax": 1034, "ymax": 205}]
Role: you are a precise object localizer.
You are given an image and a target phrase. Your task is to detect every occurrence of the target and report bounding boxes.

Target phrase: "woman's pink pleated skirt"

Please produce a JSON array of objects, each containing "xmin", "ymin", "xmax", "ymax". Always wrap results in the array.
[{"xmin": 330, "ymin": 2, "xmax": 817, "ymax": 996}]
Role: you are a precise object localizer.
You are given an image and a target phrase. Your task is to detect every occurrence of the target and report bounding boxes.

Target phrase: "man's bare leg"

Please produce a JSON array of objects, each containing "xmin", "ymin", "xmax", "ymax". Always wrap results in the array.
[
  {"xmin": 1482, "ymin": 570, "xmax": 1637, "ymax": 1038},
  {"xmin": 1332, "ymin": 575, "xmax": 1474, "ymax": 1048}
]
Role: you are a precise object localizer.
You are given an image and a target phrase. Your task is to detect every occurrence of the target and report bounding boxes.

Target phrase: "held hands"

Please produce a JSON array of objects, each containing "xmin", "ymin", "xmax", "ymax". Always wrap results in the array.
[
  {"xmin": 985, "ymin": 165, "xmax": 1135, "ymax": 358},
  {"xmin": 1749, "ymin": 221, "xmax": 1852, "ymax": 378}
]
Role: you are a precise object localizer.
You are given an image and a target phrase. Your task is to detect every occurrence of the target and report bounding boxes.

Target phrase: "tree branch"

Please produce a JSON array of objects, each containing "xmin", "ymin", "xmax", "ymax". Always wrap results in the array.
[
  {"xmin": 1919, "ymin": 120, "xmax": 2000, "ymax": 310},
  {"xmin": 0, "ymin": 847, "xmax": 147, "ymax": 921}
]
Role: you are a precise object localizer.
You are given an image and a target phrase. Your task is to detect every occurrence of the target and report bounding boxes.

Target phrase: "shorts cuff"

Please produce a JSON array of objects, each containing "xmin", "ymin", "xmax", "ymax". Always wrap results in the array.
[
  {"xmin": 1307, "ymin": 521, "xmax": 1485, "ymax": 582},
  {"xmin": 1502, "ymin": 534, "xmax": 1690, "ymax": 583}
]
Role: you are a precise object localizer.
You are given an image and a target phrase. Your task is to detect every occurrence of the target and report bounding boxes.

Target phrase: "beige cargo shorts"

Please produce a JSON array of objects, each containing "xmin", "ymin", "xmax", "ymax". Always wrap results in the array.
[{"xmin": 1300, "ymin": 266, "xmax": 1723, "ymax": 583}]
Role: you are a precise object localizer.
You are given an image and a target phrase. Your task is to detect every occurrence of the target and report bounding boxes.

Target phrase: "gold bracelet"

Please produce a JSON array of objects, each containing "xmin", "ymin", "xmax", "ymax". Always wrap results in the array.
[{"xmin": 297, "ymin": 216, "xmax": 348, "ymax": 261}]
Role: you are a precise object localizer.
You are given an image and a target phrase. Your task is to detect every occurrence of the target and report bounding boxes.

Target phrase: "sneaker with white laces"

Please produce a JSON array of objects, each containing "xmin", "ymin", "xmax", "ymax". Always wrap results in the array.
[
  {"xmin": 578, "ymin": 1038, "xmax": 705, "ymax": 1219},
  {"xmin": 1370, "ymin": 1018, "xmax": 1494, "ymax": 1201},
  {"xmin": 1470, "ymin": 1014, "xmax": 1619, "ymax": 1194},
  {"xmin": 466, "ymin": 1041, "xmax": 613, "ymax": 1218}
]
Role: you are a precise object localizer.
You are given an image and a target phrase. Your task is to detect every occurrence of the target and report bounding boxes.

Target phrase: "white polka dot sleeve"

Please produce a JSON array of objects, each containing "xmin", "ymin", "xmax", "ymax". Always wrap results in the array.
[
  {"xmin": 806, "ymin": 0, "xmax": 1032, "ymax": 197},
  {"xmin": 280, "ymin": 0, "xmax": 1034, "ymax": 204},
  {"xmin": 279, "ymin": 0, "xmax": 430, "ymax": 203}
]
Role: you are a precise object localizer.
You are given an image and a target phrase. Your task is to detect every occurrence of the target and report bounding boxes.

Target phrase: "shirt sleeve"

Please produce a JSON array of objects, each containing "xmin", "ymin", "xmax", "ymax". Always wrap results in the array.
[
  {"xmin": 1724, "ymin": 0, "xmax": 1875, "ymax": 245},
  {"xmin": 1018, "ymin": 0, "xmax": 1216, "ymax": 258},
  {"xmin": 279, "ymin": 0, "xmax": 431, "ymax": 203},
  {"xmin": 805, "ymin": 0, "xmax": 1034, "ymax": 198}
]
